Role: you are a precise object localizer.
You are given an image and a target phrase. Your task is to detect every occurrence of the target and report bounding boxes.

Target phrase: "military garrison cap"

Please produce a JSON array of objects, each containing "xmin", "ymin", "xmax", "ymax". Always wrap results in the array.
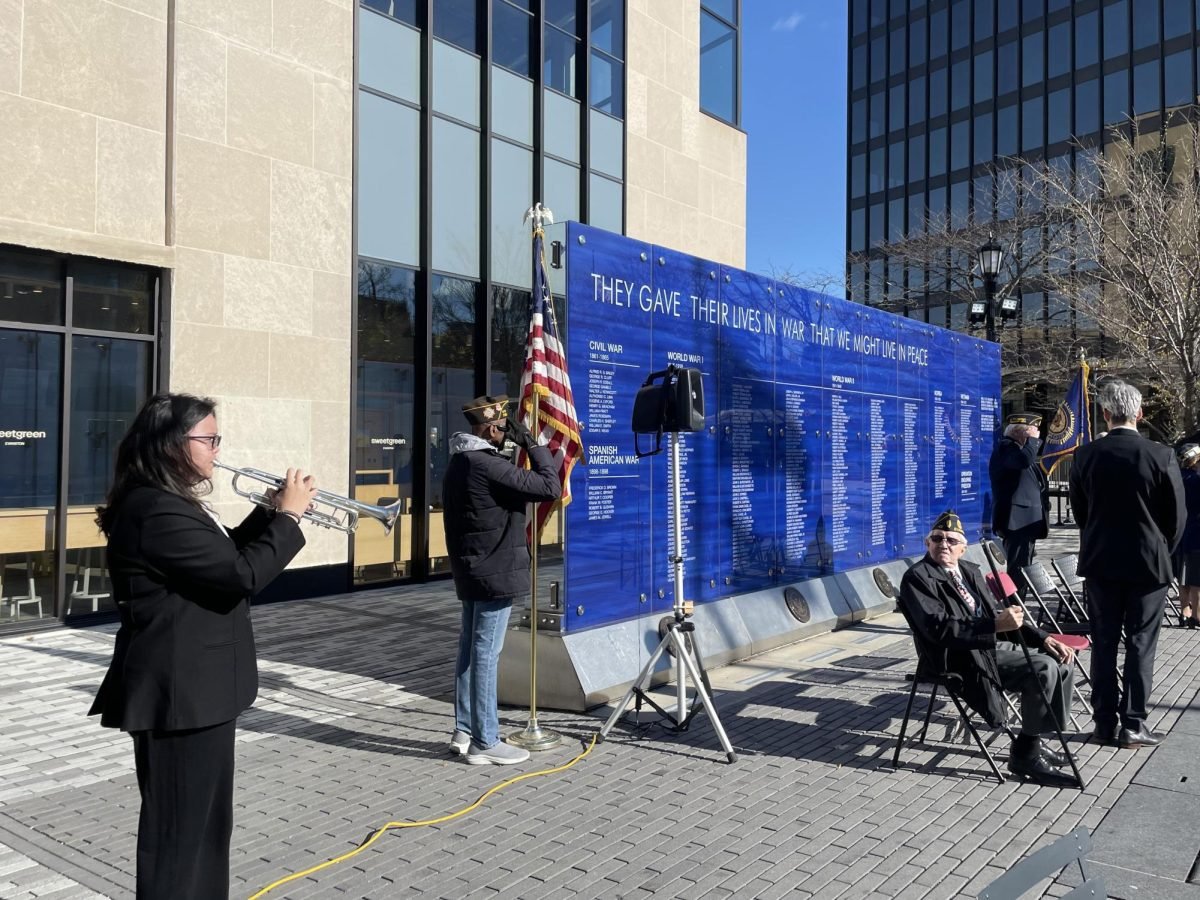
[
  {"xmin": 462, "ymin": 394, "xmax": 510, "ymax": 426},
  {"xmin": 1005, "ymin": 412, "xmax": 1042, "ymax": 427},
  {"xmin": 931, "ymin": 510, "xmax": 965, "ymax": 536}
]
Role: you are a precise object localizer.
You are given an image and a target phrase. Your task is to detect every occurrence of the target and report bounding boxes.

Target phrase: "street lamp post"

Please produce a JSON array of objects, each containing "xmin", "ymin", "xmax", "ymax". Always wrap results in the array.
[{"xmin": 975, "ymin": 238, "xmax": 1004, "ymax": 343}]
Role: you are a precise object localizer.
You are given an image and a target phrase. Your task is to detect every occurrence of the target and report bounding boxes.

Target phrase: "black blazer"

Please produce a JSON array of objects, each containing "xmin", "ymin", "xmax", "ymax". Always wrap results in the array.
[
  {"xmin": 1069, "ymin": 429, "xmax": 1186, "ymax": 584},
  {"xmin": 988, "ymin": 436, "xmax": 1049, "ymax": 536},
  {"xmin": 89, "ymin": 486, "xmax": 306, "ymax": 732},
  {"xmin": 899, "ymin": 555, "xmax": 1048, "ymax": 728}
]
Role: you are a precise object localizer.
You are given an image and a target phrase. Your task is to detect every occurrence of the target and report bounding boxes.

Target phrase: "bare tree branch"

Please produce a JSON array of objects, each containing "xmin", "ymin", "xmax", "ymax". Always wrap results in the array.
[
  {"xmin": 767, "ymin": 265, "xmax": 846, "ymax": 297},
  {"xmin": 1030, "ymin": 119, "xmax": 1200, "ymax": 435}
]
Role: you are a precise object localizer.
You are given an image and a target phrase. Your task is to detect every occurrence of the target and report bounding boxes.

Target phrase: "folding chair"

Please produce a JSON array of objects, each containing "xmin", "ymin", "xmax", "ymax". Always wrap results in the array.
[
  {"xmin": 1021, "ymin": 562, "xmax": 1090, "ymax": 634},
  {"xmin": 985, "ymin": 571, "xmax": 1093, "ymax": 729},
  {"xmin": 1049, "ymin": 554, "xmax": 1090, "ymax": 623},
  {"xmin": 1165, "ymin": 577, "xmax": 1186, "ymax": 624},
  {"xmin": 977, "ymin": 827, "xmax": 1104, "ymax": 900},
  {"xmin": 892, "ymin": 599, "xmax": 1015, "ymax": 785}
]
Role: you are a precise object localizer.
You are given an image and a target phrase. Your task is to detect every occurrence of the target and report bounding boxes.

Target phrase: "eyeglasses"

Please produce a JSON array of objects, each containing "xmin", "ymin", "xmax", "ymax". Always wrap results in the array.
[
  {"xmin": 929, "ymin": 534, "xmax": 964, "ymax": 547},
  {"xmin": 188, "ymin": 434, "xmax": 222, "ymax": 449}
]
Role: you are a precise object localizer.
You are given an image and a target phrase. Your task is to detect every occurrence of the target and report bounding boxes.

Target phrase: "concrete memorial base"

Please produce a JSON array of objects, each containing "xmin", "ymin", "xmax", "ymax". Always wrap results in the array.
[{"xmin": 498, "ymin": 561, "xmax": 901, "ymax": 712}]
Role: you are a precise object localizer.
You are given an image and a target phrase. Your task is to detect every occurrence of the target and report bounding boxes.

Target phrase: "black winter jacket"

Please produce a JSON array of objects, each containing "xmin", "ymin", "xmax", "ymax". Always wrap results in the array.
[{"xmin": 442, "ymin": 433, "xmax": 562, "ymax": 601}]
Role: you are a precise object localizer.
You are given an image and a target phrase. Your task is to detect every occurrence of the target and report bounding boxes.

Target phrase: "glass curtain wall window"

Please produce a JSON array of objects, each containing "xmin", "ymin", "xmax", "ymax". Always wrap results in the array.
[
  {"xmin": 428, "ymin": 274, "xmax": 477, "ymax": 576},
  {"xmin": 590, "ymin": 0, "xmax": 624, "ymax": 116},
  {"xmin": 0, "ymin": 246, "xmax": 157, "ymax": 627},
  {"xmin": 700, "ymin": 0, "xmax": 739, "ymax": 125},
  {"xmin": 545, "ymin": 0, "xmax": 580, "ymax": 96},
  {"xmin": 354, "ymin": 262, "xmax": 417, "ymax": 585}
]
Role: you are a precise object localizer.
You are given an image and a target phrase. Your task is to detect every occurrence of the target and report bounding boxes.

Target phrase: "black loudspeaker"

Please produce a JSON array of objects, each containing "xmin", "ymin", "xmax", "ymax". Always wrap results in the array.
[
  {"xmin": 668, "ymin": 367, "xmax": 705, "ymax": 432},
  {"xmin": 631, "ymin": 366, "xmax": 705, "ymax": 435}
]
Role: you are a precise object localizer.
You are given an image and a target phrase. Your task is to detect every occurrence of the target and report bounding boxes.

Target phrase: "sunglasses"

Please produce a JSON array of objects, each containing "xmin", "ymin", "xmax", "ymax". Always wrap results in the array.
[
  {"xmin": 929, "ymin": 534, "xmax": 964, "ymax": 547},
  {"xmin": 188, "ymin": 434, "xmax": 222, "ymax": 449}
]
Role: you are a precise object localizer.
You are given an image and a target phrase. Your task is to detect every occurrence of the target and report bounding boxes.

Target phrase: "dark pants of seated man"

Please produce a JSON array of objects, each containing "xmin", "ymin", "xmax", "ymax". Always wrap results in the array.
[{"xmin": 994, "ymin": 641, "xmax": 1073, "ymax": 735}]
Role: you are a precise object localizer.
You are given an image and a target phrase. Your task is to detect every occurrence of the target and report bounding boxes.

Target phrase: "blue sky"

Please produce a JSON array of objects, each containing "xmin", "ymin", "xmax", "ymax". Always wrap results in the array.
[{"xmin": 742, "ymin": 2, "xmax": 848, "ymax": 295}]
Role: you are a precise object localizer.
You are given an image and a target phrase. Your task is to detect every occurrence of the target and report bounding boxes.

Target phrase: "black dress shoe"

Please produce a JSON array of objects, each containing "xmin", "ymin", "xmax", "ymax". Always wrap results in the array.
[
  {"xmin": 1034, "ymin": 738, "xmax": 1071, "ymax": 768},
  {"xmin": 1008, "ymin": 751, "xmax": 1079, "ymax": 787},
  {"xmin": 1118, "ymin": 726, "xmax": 1164, "ymax": 748}
]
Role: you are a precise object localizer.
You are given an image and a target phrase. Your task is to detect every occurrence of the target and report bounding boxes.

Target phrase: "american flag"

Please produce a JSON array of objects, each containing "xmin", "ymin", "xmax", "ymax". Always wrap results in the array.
[{"xmin": 516, "ymin": 226, "xmax": 586, "ymax": 541}]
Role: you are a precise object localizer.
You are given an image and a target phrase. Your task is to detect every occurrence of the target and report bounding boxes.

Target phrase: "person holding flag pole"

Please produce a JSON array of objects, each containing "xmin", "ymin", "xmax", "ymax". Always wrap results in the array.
[
  {"xmin": 442, "ymin": 393, "xmax": 560, "ymax": 765},
  {"xmin": 507, "ymin": 202, "xmax": 587, "ymax": 752}
]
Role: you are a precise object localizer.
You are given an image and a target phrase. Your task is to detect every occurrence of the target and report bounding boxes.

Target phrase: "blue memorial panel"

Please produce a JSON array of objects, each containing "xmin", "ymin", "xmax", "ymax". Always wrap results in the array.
[
  {"xmin": 563, "ymin": 227, "xmax": 653, "ymax": 631},
  {"xmin": 814, "ymin": 297, "xmax": 865, "ymax": 570},
  {"xmin": 928, "ymin": 327, "xmax": 960, "ymax": 526},
  {"xmin": 858, "ymin": 308, "xmax": 902, "ymax": 564},
  {"xmin": 560, "ymin": 223, "xmax": 999, "ymax": 633},
  {"xmin": 894, "ymin": 318, "xmax": 933, "ymax": 557},
  {"xmin": 774, "ymin": 286, "xmax": 824, "ymax": 580},
  {"xmin": 648, "ymin": 246, "xmax": 721, "ymax": 609},
  {"xmin": 717, "ymin": 267, "xmax": 777, "ymax": 595}
]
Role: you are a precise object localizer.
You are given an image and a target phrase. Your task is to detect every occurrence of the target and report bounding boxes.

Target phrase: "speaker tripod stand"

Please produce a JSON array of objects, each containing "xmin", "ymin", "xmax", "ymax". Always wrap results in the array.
[{"xmin": 597, "ymin": 430, "xmax": 737, "ymax": 763}]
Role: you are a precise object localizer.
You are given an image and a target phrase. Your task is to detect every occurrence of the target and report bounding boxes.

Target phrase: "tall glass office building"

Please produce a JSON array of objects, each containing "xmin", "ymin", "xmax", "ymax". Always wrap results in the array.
[
  {"xmin": 846, "ymin": 0, "xmax": 1199, "ymax": 335},
  {"xmin": 0, "ymin": 1, "xmax": 745, "ymax": 630}
]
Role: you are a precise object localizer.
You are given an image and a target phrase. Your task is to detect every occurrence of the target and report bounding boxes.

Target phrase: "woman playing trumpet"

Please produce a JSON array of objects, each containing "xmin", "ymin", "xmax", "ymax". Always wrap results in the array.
[{"xmin": 89, "ymin": 392, "xmax": 317, "ymax": 900}]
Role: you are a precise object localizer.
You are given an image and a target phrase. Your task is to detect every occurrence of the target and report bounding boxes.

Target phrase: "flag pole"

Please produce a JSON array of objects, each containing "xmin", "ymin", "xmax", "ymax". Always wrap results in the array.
[{"xmin": 508, "ymin": 203, "xmax": 562, "ymax": 752}]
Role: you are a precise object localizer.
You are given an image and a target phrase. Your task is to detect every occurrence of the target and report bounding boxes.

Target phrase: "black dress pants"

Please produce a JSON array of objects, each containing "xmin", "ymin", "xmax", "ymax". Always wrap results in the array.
[
  {"xmin": 1086, "ymin": 578, "xmax": 1168, "ymax": 732},
  {"xmin": 131, "ymin": 718, "xmax": 237, "ymax": 900},
  {"xmin": 1002, "ymin": 523, "xmax": 1042, "ymax": 596}
]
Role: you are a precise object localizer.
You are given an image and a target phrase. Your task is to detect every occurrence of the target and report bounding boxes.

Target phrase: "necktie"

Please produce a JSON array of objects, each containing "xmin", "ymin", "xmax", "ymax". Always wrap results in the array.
[{"xmin": 947, "ymin": 569, "xmax": 976, "ymax": 615}]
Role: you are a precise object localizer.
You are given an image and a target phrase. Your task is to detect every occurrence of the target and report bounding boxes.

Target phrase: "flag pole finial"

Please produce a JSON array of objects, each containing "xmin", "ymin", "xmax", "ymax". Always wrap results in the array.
[{"xmin": 523, "ymin": 202, "xmax": 554, "ymax": 230}]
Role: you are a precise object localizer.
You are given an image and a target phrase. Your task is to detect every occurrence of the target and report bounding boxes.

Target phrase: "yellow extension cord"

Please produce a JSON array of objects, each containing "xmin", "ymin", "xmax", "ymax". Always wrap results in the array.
[{"xmin": 248, "ymin": 733, "xmax": 598, "ymax": 900}]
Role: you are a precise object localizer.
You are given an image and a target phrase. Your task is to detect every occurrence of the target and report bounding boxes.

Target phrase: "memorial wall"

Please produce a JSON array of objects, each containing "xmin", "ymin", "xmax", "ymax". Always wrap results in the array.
[{"xmin": 560, "ymin": 223, "xmax": 1000, "ymax": 633}]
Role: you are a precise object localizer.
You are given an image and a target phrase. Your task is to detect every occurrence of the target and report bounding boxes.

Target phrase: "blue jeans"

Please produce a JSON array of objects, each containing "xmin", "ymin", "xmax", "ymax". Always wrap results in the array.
[{"xmin": 454, "ymin": 597, "xmax": 514, "ymax": 749}]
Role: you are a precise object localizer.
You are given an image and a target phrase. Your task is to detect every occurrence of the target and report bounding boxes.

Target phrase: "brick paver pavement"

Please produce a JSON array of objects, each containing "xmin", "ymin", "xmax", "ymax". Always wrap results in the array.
[{"xmin": 0, "ymin": 525, "xmax": 1197, "ymax": 899}]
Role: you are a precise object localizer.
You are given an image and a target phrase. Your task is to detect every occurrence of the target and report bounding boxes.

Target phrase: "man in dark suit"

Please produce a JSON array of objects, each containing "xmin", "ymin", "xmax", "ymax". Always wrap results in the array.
[
  {"xmin": 900, "ymin": 511, "xmax": 1077, "ymax": 786},
  {"xmin": 1069, "ymin": 380, "xmax": 1186, "ymax": 749},
  {"xmin": 989, "ymin": 412, "xmax": 1050, "ymax": 593}
]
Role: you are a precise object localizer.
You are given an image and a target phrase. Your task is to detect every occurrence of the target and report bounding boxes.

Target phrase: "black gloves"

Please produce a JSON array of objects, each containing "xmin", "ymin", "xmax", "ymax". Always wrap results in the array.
[{"xmin": 504, "ymin": 419, "xmax": 537, "ymax": 450}]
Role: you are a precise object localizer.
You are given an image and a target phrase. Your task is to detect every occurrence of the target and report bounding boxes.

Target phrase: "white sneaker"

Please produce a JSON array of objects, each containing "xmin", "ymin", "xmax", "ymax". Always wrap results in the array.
[
  {"xmin": 449, "ymin": 730, "xmax": 470, "ymax": 756},
  {"xmin": 465, "ymin": 741, "xmax": 530, "ymax": 765}
]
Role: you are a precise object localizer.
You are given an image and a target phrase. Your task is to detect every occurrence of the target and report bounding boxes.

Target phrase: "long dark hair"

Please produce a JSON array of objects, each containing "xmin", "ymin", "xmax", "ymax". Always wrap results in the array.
[{"xmin": 96, "ymin": 392, "xmax": 217, "ymax": 536}]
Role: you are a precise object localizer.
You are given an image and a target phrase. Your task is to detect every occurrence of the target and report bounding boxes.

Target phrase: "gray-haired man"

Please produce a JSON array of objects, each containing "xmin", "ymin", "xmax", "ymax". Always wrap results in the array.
[{"xmin": 1069, "ymin": 380, "xmax": 1185, "ymax": 748}]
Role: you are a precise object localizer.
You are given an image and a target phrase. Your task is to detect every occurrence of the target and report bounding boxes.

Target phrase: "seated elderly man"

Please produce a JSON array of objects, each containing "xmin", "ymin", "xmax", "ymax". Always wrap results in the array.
[{"xmin": 899, "ymin": 512, "xmax": 1077, "ymax": 787}]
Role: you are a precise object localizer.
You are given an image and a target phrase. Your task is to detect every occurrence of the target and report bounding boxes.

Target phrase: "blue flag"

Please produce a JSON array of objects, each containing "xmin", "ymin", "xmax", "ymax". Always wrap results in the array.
[{"xmin": 1039, "ymin": 359, "xmax": 1091, "ymax": 477}]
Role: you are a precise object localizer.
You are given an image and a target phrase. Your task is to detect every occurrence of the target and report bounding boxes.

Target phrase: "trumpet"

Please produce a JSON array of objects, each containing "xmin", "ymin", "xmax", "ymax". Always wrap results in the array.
[{"xmin": 214, "ymin": 461, "xmax": 402, "ymax": 535}]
